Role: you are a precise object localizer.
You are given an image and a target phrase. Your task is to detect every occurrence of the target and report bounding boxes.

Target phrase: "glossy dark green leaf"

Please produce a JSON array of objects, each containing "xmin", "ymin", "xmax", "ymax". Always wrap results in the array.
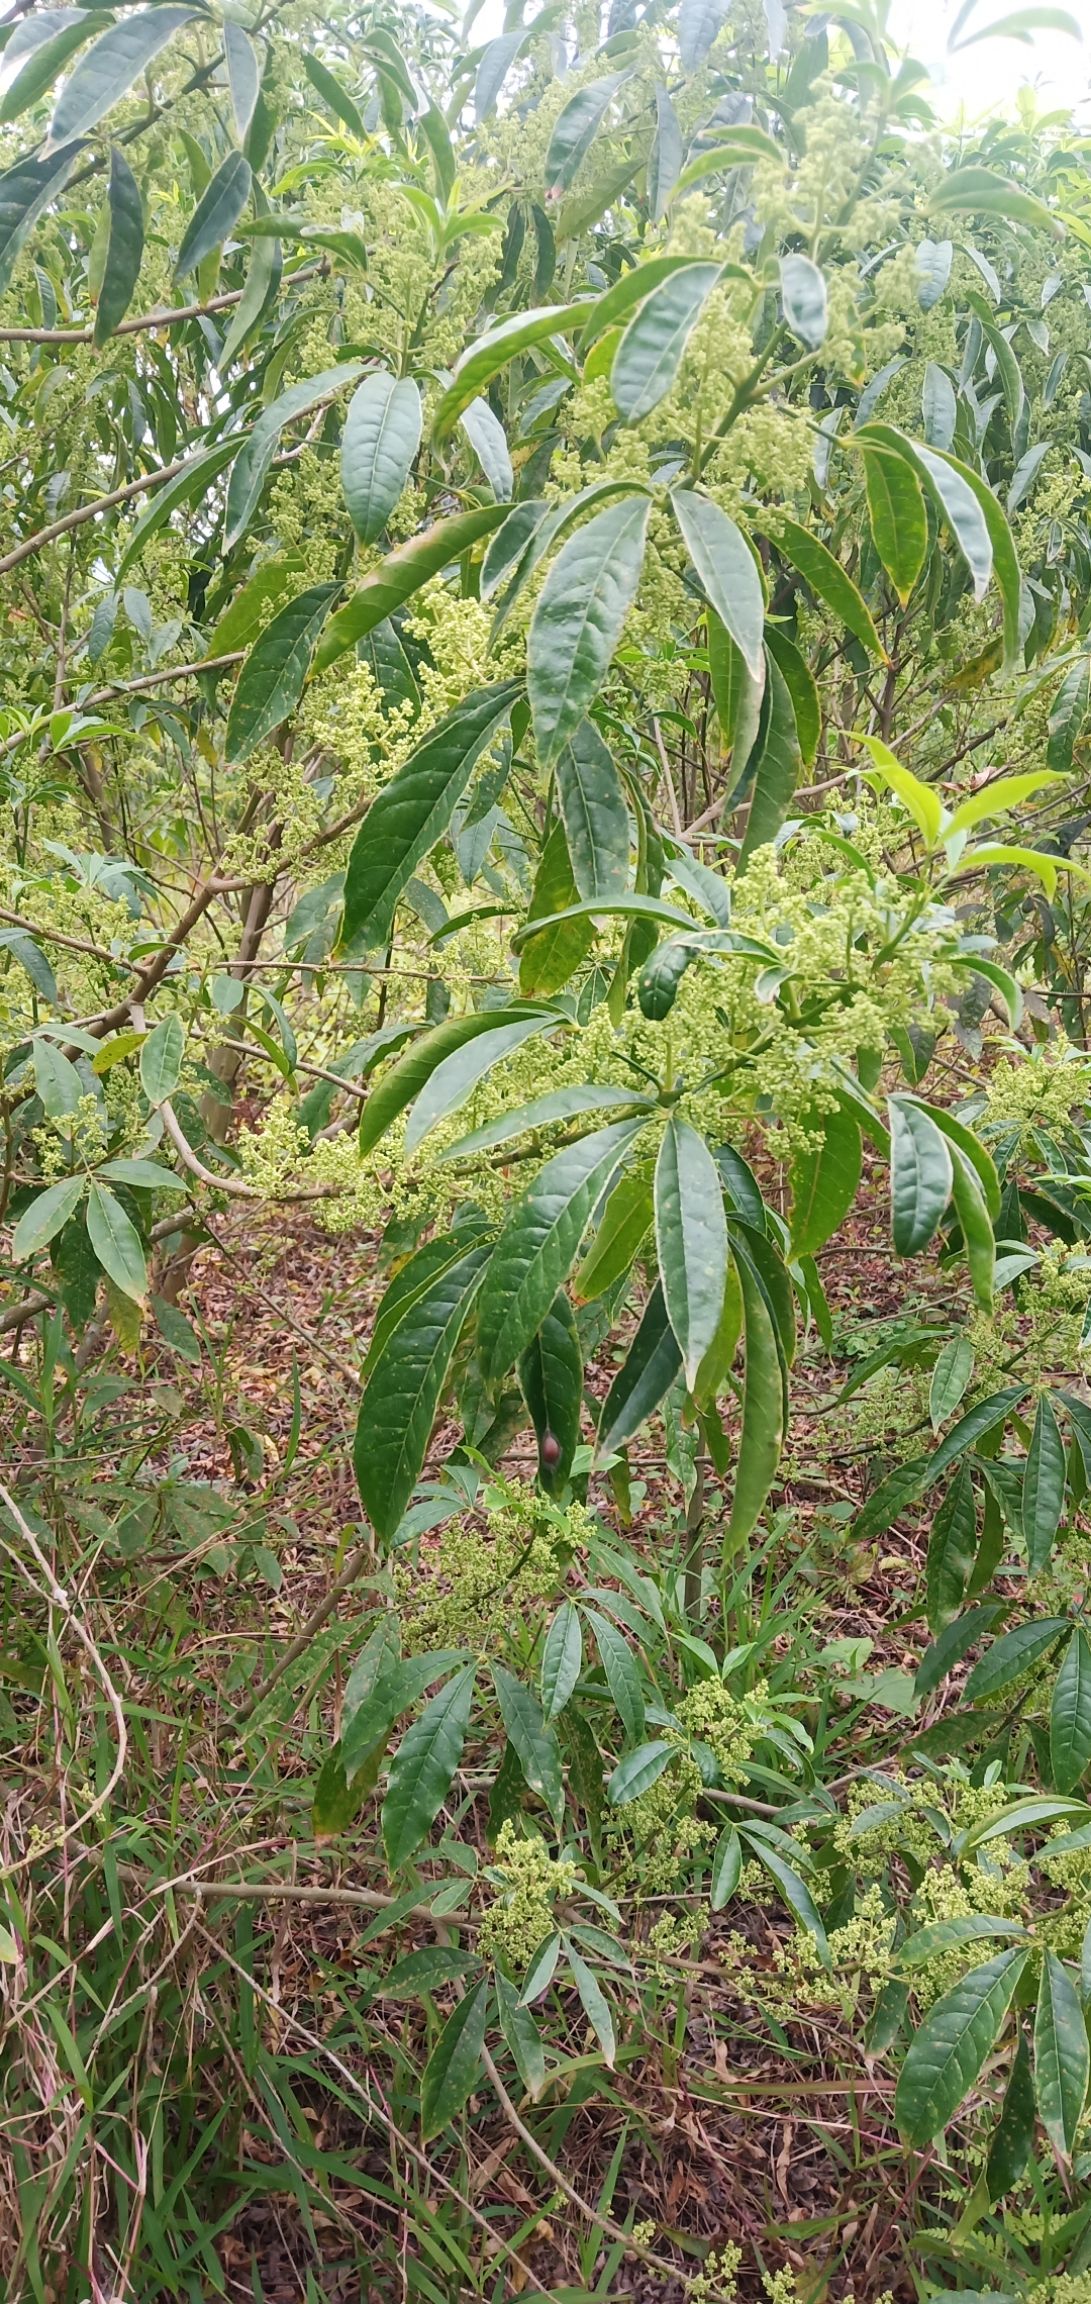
[
  {"xmin": 382, "ymin": 1663, "xmax": 476, "ymax": 1868},
  {"xmin": 926, "ymin": 1384, "xmax": 1028, "ymax": 1482},
  {"xmin": 519, "ymin": 1293, "xmax": 583, "ymax": 1493},
  {"xmin": 595, "ymin": 1281, "xmax": 682, "ymax": 1459},
  {"xmin": 405, "ymin": 1017, "xmax": 556, "ymax": 1156},
  {"xmin": 611, "ymin": 262, "xmax": 720, "ymax": 422},
  {"xmin": 1023, "ymin": 1391, "xmax": 1065, "ymax": 1573},
  {"xmin": 458, "ymin": 396, "xmax": 512, "ymax": 500},
  {"xmin": 517, "ymin": 818, "xmax": 593, "ymax": 998},
  {"xmin": 0, "ymin": 143, "xmax": 84, "ymax": 297},
  {"xmin": 762, "ymin": 514, "xmax": 884, "ymax": 658},
  {"xmin": 316, "ymin": 505, "xmax": 505, "ymax": 668},
  {"xmin": 341, "ymin": 371, "xmax": 422, "ymax": 544},
  {"xmin": 673, "ymin": 488, "xmax": 764, "ymax": 680},
  {"xmin": 224, "ymin": 584, "xmax": 337, "ymax": 764},
  {"xmin": 0, "ymin": 12, "xmax": 100, "ymax": 127},
  {"xmin": 895, "ymin": 1948, "xmax": 1029, "ymax": 2144},
  {"xmin": 420, "ymin": 1977, "xmax": 489, "ymax": 2139},
  {"xmin": 1051, "ymin": 1628, "xmax": 1091, "ymax": 1794},
  {"xmin": 606, "ymin": 1739, "xmax": 673, "ymax": 1803},
  {"xmin": 930, "ymin": 1337, "xmax": 975, "ymax": 1430},
  {"xmin": 1047, "ymin": 656, "xmax": 1091, "ymax": 774},
  {"xmin": 353, "ymin": 1243, "xmax": 490, "ymax": 1541},
  {"xmin": 789, "ymin": 1105, "xmax": 862, "ymax": 1258},
  {"xmin": 708, "ymin": 611, "xmax": 764, "ymax": 770},
  {"xmin": 175, "ymin": 150, "xmax": 251, "ymax": 277},
  {"xmin": 554, "ymin": 720, "xmax": 630, "ymax": 900},
  {"xmin": 380, "ymin": 1946, "xmax": 476, "ymax": 1999},
  {"xmin": 544, "ymin": 74, "xmax": 622, "ymax": 194},
  {"xmin": 864, "ymin": 440, "xmax": 928, "ymax": 601},
  {"xmin": 138, "ymin": 1013, "xmax": 184, "ymax": 1105},
  {"xmin": 478, "ymin": 1119, "xmax": 645, "ymax": 1382},
  {"xmin": 11, "ymin": 1175, "xmax": 86, "ymax": 1264},
  {"xmin": 986, "ymin": 2028, "xmax": 1035, "ymax": 2201},
  {"xmin": 779, "ymin": 252, "xmax": 827, "ymax": 350},
  {"xmin": 528, "ymin": 495, "xmax": 650, "ymax": 768},
  {"xmin": 1035, "ymin": 1950, "xmax": 1089, "ymax": 2159},
  {"xmin": 738, "ymin": 653, "xmax": 801, "ymax": 866},
  {"xmin": 492, "ymin": 1663, "xmax": 564, "ymax": 1824},
  {"xmin": 359, "ymin": 1010, "xmax": 543, "ymax": 1158},
  {"xmin": 86, "ymin": 1180, "xmax": 147, "ymax": 1303},
  {"xmin": 47, "ymin": 6, "xmax": 193, "ymax": 148},
  {"xmin": 654, "ymin": 1115, "xmax": 728, "ymax": 1391},
  {"xmin": 340, "ymin": 683, "xmax": 520, "ymax": 953},
  {"xmin": 763, "ymin": 627, "xmax": 819, "ymax": 767},
  {"xmin": 964, "ymin": 1617, "xmax": 1068, "ymax": 1704},
  {"xmin": 585, "ymin": 1606, "xmax": 645, "ymax": 1743},
  {"xmin": 93, "ymin": 147, "xmax": 143, "ymax": 344},
  {"xmin": 949, "ymin": 1144, "xmax": 996, "ymax": 1309},
  {"xmin": 710, "ymin": 1823, "xmax": 743, "ymax": 1910},
  {"xmin": 433, "ymin": 303, "xmax": 589, "ymax": 437},
  {"xmin": 889, "ymin": 1096, "xmax": 953, "ymax": 1256},
  {"xmin": 222, "ymin": 359, "xmax": 365, "ymax": 553},
  {"xmin": 302, "ymin": 49, "xmax": 365, "ymax": 135},
  {"xmin": 743, "ymin": 1835, "xmax": 829, "ymax": 1962},
  {"xmin": 541, "ymin": 1602, "xmax": 583, "ymax": 1722},
  {"xmin": 933, "ymin": 165, "xmax": 1058, "ymax": 235},
  {"xmin": 224, "ymin": 19, "xmax": 260, "ymax": 142},
  {"xmin": 728, "ymin": 1239, "xmax": 786, "ymax": 1546},
  {"xmin": 926, "ymin": 1462, "xmax": 978, "ymax": 1632}
]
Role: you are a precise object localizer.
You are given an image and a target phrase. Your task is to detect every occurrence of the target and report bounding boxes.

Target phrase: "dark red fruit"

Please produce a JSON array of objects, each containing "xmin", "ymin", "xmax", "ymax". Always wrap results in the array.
[{"xmin": 541, "ymin": 1431, "xmax": 562, "ymax": 1468}]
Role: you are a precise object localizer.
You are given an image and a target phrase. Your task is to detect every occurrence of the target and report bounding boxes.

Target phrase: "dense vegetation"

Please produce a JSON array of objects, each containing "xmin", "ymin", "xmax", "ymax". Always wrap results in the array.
[{"xmin": 8, "ymin": 0, "xmax": 1091, "ymax": 2294}]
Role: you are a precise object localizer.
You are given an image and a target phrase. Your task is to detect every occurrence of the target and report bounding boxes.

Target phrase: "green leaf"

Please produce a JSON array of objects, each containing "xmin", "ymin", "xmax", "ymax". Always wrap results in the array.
[
  {"xmin": 1023, "ymin": 1392, "xmax": 1065, "ymax": 1573},
  {"xmin": 743, "ymin": 1836, "xmax": 829, "ymax": 1963},
  {"xmin": 86, "ymin": 1180, "xmax": 147, "ymax": 1303},
  {"xmin": 434, "ymin": 303, "xmax": 588, "ymax": 437},
  {"xmin": 648, "ymin": 83, "xmax": 683, "ymax": 221},
  {"xmin": 316, "ymin": 506, "xmax": 506, "ymax": 670},
  {"xmin": 1051, "ymin": 1629, "xmax": 1091, "ymax": 1795},
  {"xmin": 586, "ymin": 1606, "xmax": 645, "ymax": 1743},
  {"xmin": 763, "ymin": 627, "xmax": 820, "ymax": 768},
  {"xmin": 340, "ymin": 683, "xmax": 520, "ymax": 953},
  {"xmin": 987, "ymin": 2028, "xmax": 1035, "ymax": 2202},
  {"xmin": 445, "ymin": 1085, "xmax": 644, "ymax": 1165},
  {"xmin": 1047, "ymin": 656, "xmax": 1091, "ymax": 775},
  {"xmin": 359, "ymin": 1006, "xmax": 543, "ymax": 1158},
  {"xmin": 32, "ymin": 1037, "xmax": 83, "ymax": 1119},
  {"xmin": 610, "ymin": 262, "xmax": 720, "ymax": 421},
  {"xmin": 889, "ymin": 1097, "xmax": 952, "ymax": 1256},
  {"xmin": 353, "ymin": 1243, "xmax": 490, "ymax": 1541},
  {"xmin": 915, "ymin": 1602, "xmax": 1005, "ymax": 1697},
  {"xmin": 341, "ymin": 1650, "xmax": 465, "ymax": 1781},
  {"xmin": 218, "ymin": 221, "xmax": 281, "ymax": 369},
  {"xmin": 495, "ymin": 1968, "xmax": 546, "ymax": 2100},
  {"xmin": 738, "ymin": 654, "xmax": 801, "ymax": 867},
  {"xmin": 710, "ymin": 1823, "xmax": 743, "ymax": 1910},
  {"xmin": 405, "ymin": 1016, "xmax": 556, "ymax": 1155},
  {"xmin": 898, "ymin": 1917, "xmax": 1030, "ymax": 1968},
  {"xmin": 864, "ymin": 439, "xmax": 929, "ymax": 602},
  {"xmin": 727, "ymin": 1240, "xmax": 786, "ymax": 1546},
  {"xmin": 138, "ymin": 1014, "xmax": 184, "ymax": 1106},
  {"xmin": 93, "ymin": 147, "xmax": 143, "ymax": 344},
  {"xmin": 779, "ymin": 252, "xmax": 827, "ymax": 350},
  {"xmin": 933, "ymin": 165, "xmax": 1059, "ymax": 235},
  {"xmin": 0, "ymin": 144, "xmax": 83, "ymax": 299},
  {"xmin": 679, "ymin": 0, "xmax": 727, "ymax": 67},
  {"xmin": 492, "ymin": 1663, "xmax": 564, "ymax": 1824},
  {"xmin": 341, "ymin": 371, "xmax": 422, "ymax": 545},
  {"xmin": 0, "ymin": 13, "xmax": 102, "ymax": 127},
  {"xmin": 528, "ymin": 495, "xmax": 650, "ymax": 769},
  {"xmin": 382, "ymin": 1663, "xmax": 476, "ymax": 1868},
  {"xmin": 176, "ymin": 150, "xmax": 251, "ymax": 278},
  {"xmin": 672, "ymin": 488, "xmax": 764, "ymax": 679},
  {"xmin": 380, "ymin": 1946, "xmax": 477, "ymax": 1999},
  {"xmin": 708, "ymin": 612, "xmax": 764, "ymax": 769},
  {"xmin": 789, "ymin": 1105, "xmax": 862, "ymax": 1258},
  {"xmin": 1035, "ymin": 1950, "xmax": 1089, "ymax": 2159},
  {"xmin": 567, "ymin": 1940, "xmax": 616, "ymax": 2064},
  {"xmin": 116, "ymin": 436, "xmax": 243, "ymax": 585},
  {"xmin": 606, "ymin": 1739, "xmax": 673, "ymax": 1804},
  {"xmin": 926, "ymin": 1462, "xmax": 978, "ymax": 1633},
  {"xmin": 519, "ymin": 1293, "xmax": 583, "ymax": 1494},
  {"xmin": 554, "ymin": 720, "xmax": 630, "ymax": 900},
  {"xmin": 965, "ymin": 1618, "xmax": 1068, "ymax": 1705},
  {"xmin": 544, "ymin": 75, "xmax": 622, "ymax": 194},
  {"xmin": 926, "ymin": 1384, "xmax": 1028, "ymax": 1482},
  {"xmin": 47, "ymin": 6, "xmax": 193, "ymax": 148},
  {"xmin": 97, "ymin": 1158, "xmax": 185, "ymax": 1193},
  {"xmin": 224, "ymin": 18, "xmax": 260, "ymax": 141},
  {"xmin": 302, "ymin": 49, "xmax": 365, "ymax": 135},
  {"xmin": 654, "ymin": 1115, "xmax": 728, "ymax": 1391},
  {"xmin": 0, "ymin": 926, "xmax": 58, "ymax": 1004},
  {"xmin": 895, "ymin": 1948, "xmax": 1030, "ymax": 2145},
  {"xmin": 517, "ymin": 817, "xmax": 594, "ymax": 998},
  {"xmin": 595, "ymin": 1281, "xmax": 682, "ymax": 1458},
  {"xmin": 930, "ymin": 1337, "xmax": 975, "ymax": 1430},
  {"xmin": 224, "ymin": 584, "xmax": 337, "ymax": 764},
  {"xmin": 541, "ymin": 1602, "xmax": 583, "ymax": 1721},
  {"xmin": 478, "ymin": 1119, "xmax": 645, "ymax": 1382},
  {"xmin": 761, "ymin": 515, "xmax": 884, "ymax": 659},
  {"xmin": 949, "ymin": 1144, "xmax": 996, "ymax": 1310},
  {"xmin": 224, "ymin": 360, "xmax": 365, "ymax": 554},
  {"xmin": 11, "ymin": 1175, "xmax": 86, "ymax": 1263},
  {"xmin": 457, "ymin": 396, "xmax": 512, "ymax": 501},
  {"xmin": 420, "ymin": 1977, "xmax": 489, "ymax": 2140}
]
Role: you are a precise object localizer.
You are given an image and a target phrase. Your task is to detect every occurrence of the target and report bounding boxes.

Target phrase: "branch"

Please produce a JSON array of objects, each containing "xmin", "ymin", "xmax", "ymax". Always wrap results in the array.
[{"xmin": 0, "ymin": 264, "xmax": 322, "ymax": 347}]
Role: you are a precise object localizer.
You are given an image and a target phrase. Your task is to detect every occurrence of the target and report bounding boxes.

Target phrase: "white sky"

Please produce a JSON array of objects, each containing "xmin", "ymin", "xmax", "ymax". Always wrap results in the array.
[{"xmin": 887, "ymin": 0, "xmax": 1089, "ymax": 123}]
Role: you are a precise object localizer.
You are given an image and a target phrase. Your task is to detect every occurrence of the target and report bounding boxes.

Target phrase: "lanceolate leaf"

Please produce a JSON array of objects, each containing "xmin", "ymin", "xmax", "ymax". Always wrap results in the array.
[
  {"xmin": 611, "ymin": 262, "xmax": 721, "ymax": 421},
  {"xmin": 0, "ymin": 143, "xmax": 84, "ymax": 296},
  {"xmin": 1023, "ymin": 1391, "xmax": 1065, "ymax": 1573},
  {"xmin": 889, "ymin": 1097, "xmax": 953, "ymax": 1255},
  {"xmin": 761, "ymin": 515, "xmax": 884, "ymax": 658},
  {"xmin": 1035, "ymin": 1950, "xmax": 1089, "ymax": 2158},
  {"xmin": 478, "ymin": 1119, "xmax": 646, "ymax": 1382},
  {"xmin": 679, "ymin": 0, "xmax": 728, "ymax": 71},
  {"xmin": 648, "ymin": 84, "xmax": 683, "ymax": 220},
  {"xmin": 340, "ymin": 683, "xmax": 521, "ymax": 953},
  {"xmin": 654, "ymin": 1116, "xmax": 728, "ymax": 1390},
  {"xmin": 544, "ymin": 75, "xmax": 622, "ymax": 195},
  {"xmin": 11, "ymin": 1175, "xmax": 86, "ymax": 1263},
  {"xmin": 492, "ymin": 1663, "xmax": 564, "ymax": 1823},
  {"xmin": 382, "ymin": 1663, "xmax": 476, "ymax": 1867},
  {"xmin": 554, "ymin": 721, "xmax": 630, "ymax": 900},
  {"xmin": 354, "ymin": 1243, "xmax": 490, "ymax": 1540},
  {"xmin": 541, "ymin": 1602, "xmax": 583, "ymax": 1720},
  {"xmin": 987, "ymin": 2029, "xmax": 1036, "ymax": 2202},
  {"xmin": 528, "ymin": 495, "xmax": 651, "ymax": 768},
  {"xmin": 315, "ymin": 506, "xmax": 507, "ymax": 668},
  {"xmin": 728, "ymin": 1239, "xmax": 787, "ymax": 1546},
  {"xmin": 738, "ymin": 653, "xmax": 801, "ymax": 866},
  {"xmin": 519, "ymin": 1292, "xmax": 583, "ymax": 1492},
  {"xmin": 47, "ymin": 6, "xmax": 194, "ymax": 148},
  {"xmin": 595, "ymin": 1281, "xmax": 682, "ymax": 1459},
  {"xmin": 175, "ymin": 150, "xmax": 251, "ymax": 277},
  {"xmin": 224, "ymin": 585, "xmax": 337, "ymax": 764},
  {"xmin": 864, "ymin": 441, "xmax": 929, "ymax": 601},
  {"xmin": 224, "ymin": 19, "xmax": 260, "ymax": 142},
  {"xmin": 925, "ymin": 1461, "xmax": 978, "ymax": 1632},
  {"xmin": 420, "ymin": 1977, "xmax": 489, "ymax": 2140},
  {"xmin": 790, "ymin": 1105, "xmax": 862, "ymax": 1258},
  {"xmin": 93, "ymin": 147, "xmax": 144, "ymax": 344},
  {"xmin": 895, "ymin": 1947, "xmax": 1030, "ymax": 2144},
  {"xmin": 673, "ymin": 489, "xmax": 764, "ymax": 678},
  {"xmin": 1051, "ymin": 1628, "xmax": 1091, "ymax": 1795},
  {"xmin": 404, "ymin": 1016, "xmax": 557, "ymax": 1154},
  {"xmin": 86, "ymin": 1180, "xmax": 147, "ymax": 1303},
  {"xmin": 340, "ymin": 371, "xmax": 422, "ymax": 543},
  {"xmin": 779, "ymin": 251, "xmax": 828, "ymax": 350},
  {"xmin": 224, "ymin": 360, "xmax": 366, "ymax": 553},
  {"xmin": 357, "ymin": 1014, "xmax": 538, "ymax": 1156}
]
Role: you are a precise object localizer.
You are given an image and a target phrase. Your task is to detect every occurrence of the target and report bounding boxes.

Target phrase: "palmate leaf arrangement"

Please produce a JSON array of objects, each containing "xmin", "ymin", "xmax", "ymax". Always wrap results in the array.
[{"xmin": 8, "ymin": 0, "xmax": 1091, "ymax": 2247}]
